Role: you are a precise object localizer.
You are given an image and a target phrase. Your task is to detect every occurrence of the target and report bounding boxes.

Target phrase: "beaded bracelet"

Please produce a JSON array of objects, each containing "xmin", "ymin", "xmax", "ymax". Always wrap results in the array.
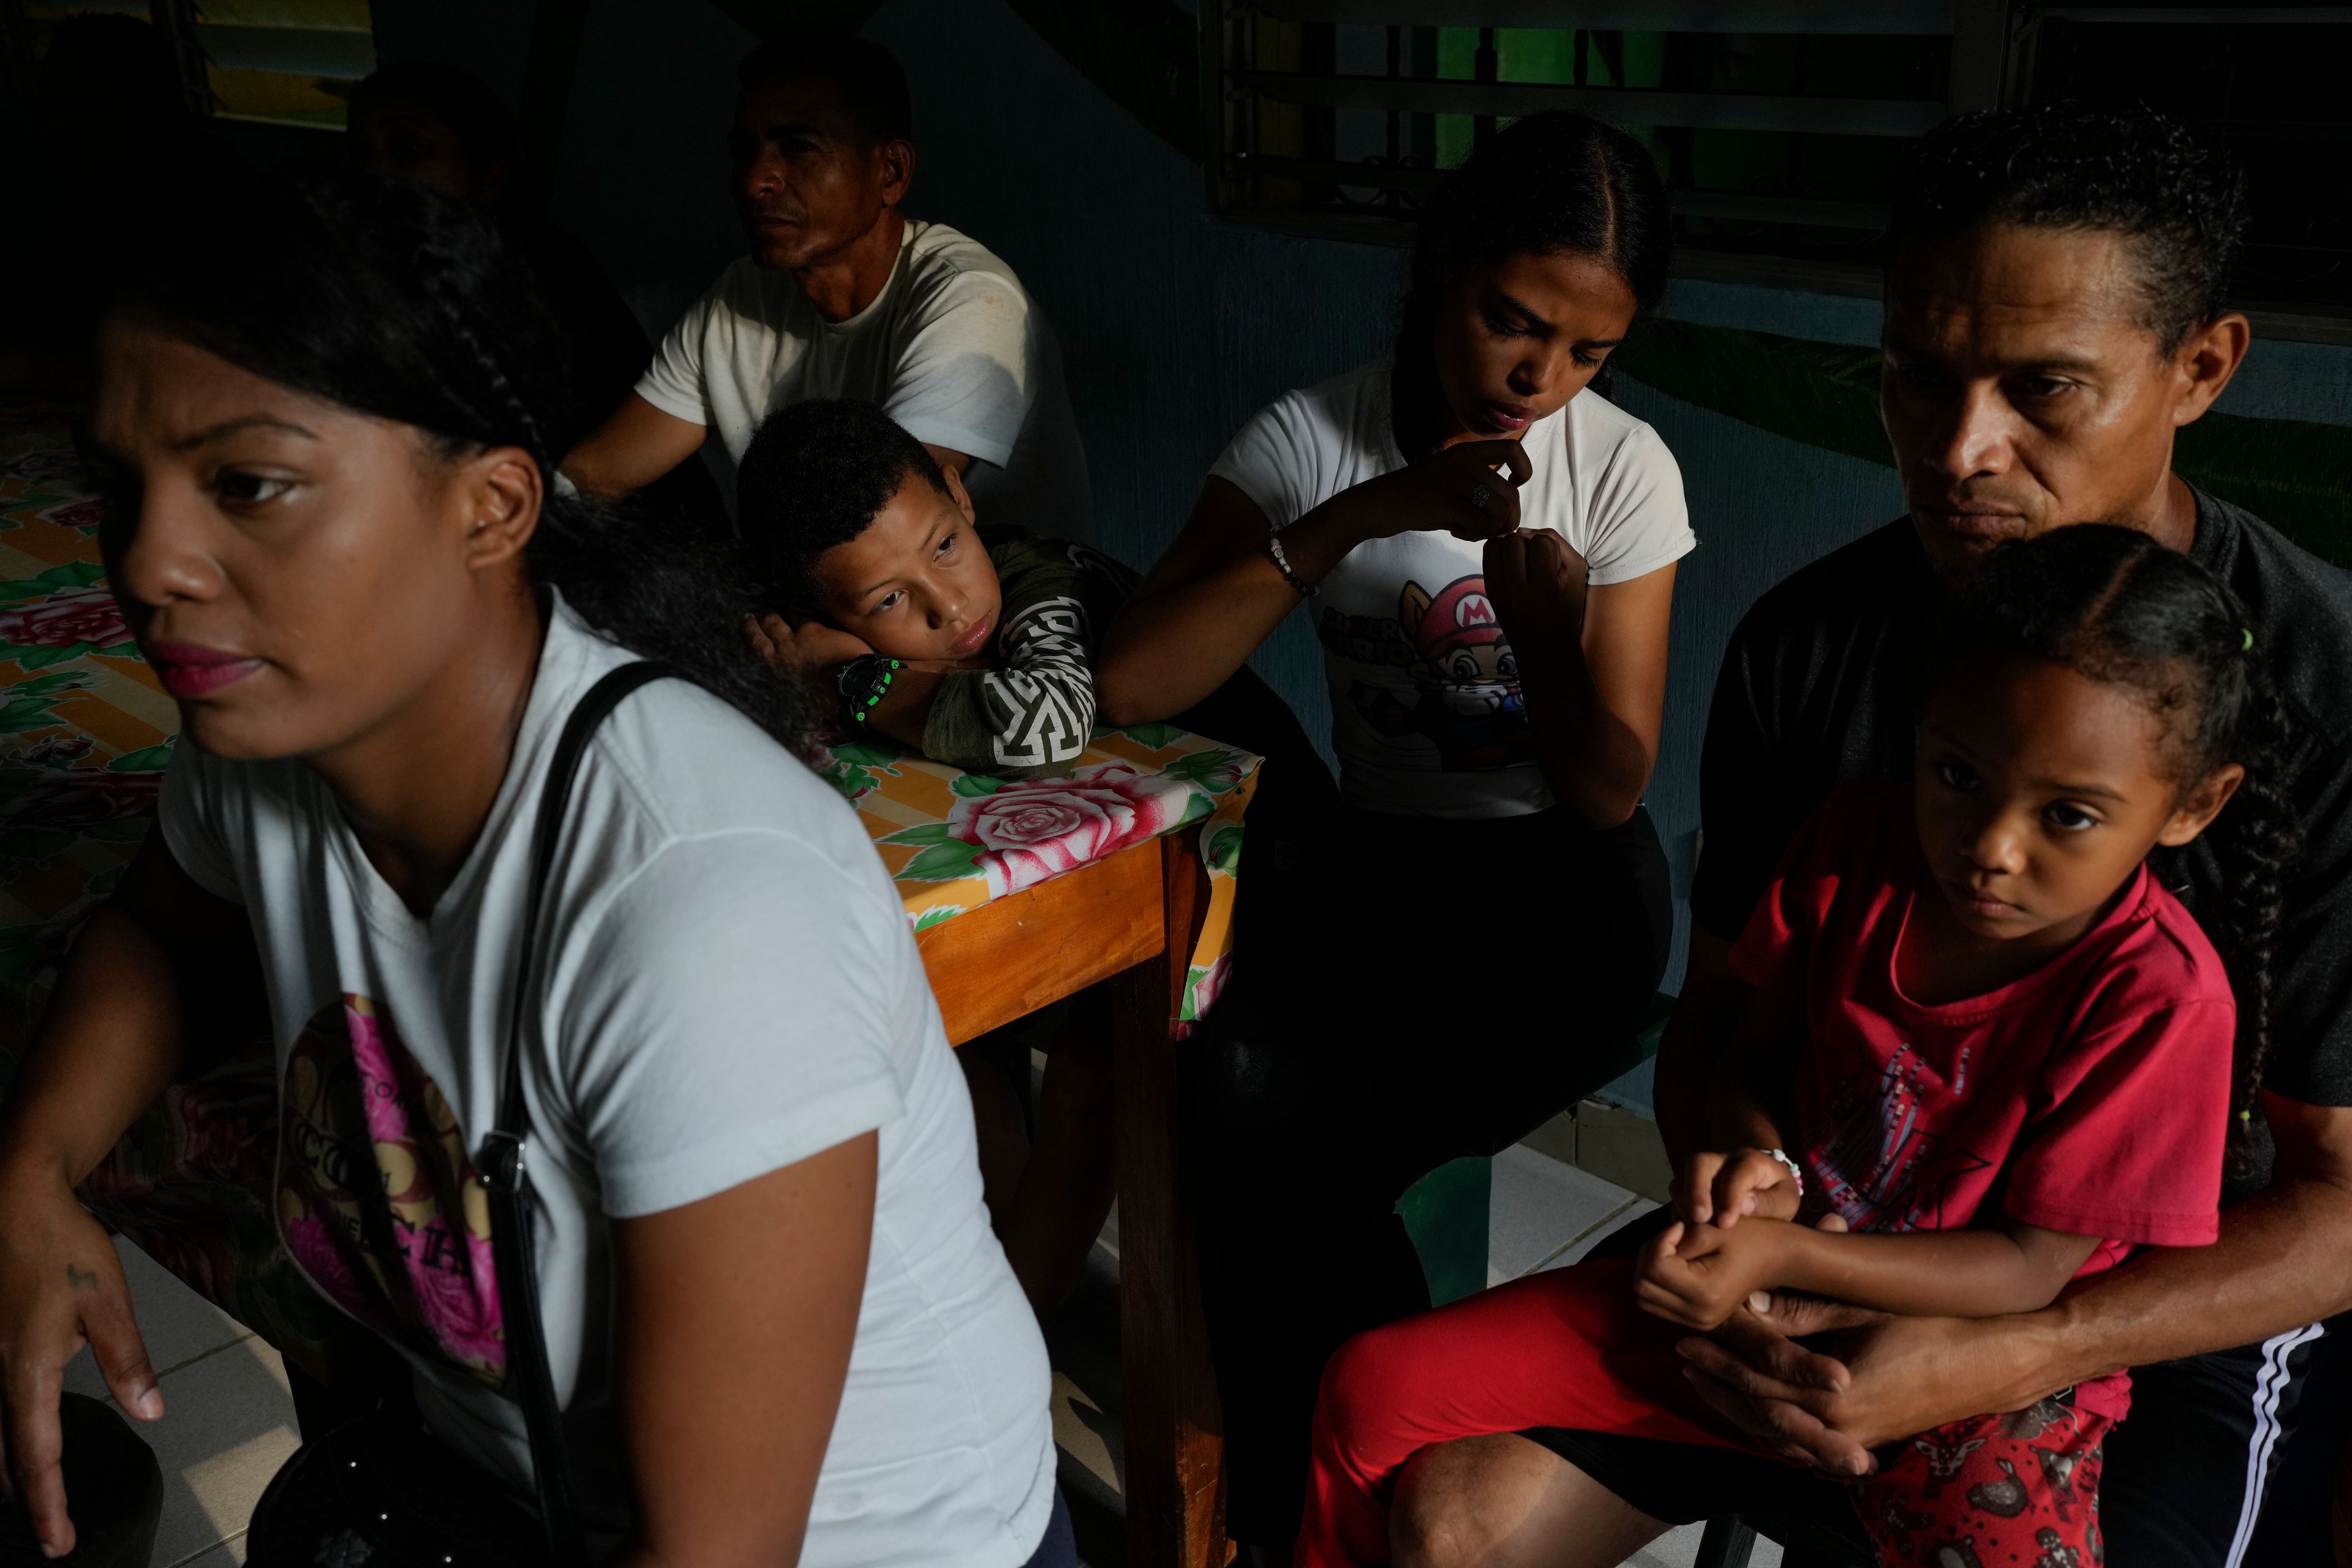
[
  {"xmin": 1760, "ymin": 1147, "xmax": 1806, "ymax": 1198},
  {"xmin": 1265, "ymin": 532, "xmax": 1317, "ymax": 598}
]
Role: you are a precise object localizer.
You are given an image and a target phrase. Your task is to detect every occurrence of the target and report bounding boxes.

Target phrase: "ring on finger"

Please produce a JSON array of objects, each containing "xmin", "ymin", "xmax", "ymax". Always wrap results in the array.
[{"xmin": 1468, "ymin": 482, "xmax": 1494, "ymax": 512}]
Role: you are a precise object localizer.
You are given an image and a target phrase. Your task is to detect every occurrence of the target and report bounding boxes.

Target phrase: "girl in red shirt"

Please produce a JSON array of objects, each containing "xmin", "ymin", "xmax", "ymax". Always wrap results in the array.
[{"xmin": 1296, "ymin": 524, "xmax": 2301, "ymax": 1567}]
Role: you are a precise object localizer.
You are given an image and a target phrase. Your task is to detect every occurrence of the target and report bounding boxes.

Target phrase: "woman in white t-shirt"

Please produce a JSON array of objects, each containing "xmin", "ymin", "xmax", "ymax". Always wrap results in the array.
[
  {"xmin": 0, "ymin": 167, "xmax": 1063, "ymax": 1568},
  {"xmin": 1098, "ymin": 113, "xmax": 1689, "ymax": 1557}
]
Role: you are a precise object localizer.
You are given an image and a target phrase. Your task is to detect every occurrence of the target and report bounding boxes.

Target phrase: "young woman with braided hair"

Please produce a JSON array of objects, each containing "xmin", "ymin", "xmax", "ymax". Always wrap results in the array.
[
  {"xmin": 1297, "ymin": 524, "xmax": 2299, "ymax": 1568},
  {"xmin": 0, "ymin": 164, "xmax": 1072, "ymax": 1567},
  {"xmin": 1098, "ymin": 110, "xmax": 1689, "ymax": 1558}
]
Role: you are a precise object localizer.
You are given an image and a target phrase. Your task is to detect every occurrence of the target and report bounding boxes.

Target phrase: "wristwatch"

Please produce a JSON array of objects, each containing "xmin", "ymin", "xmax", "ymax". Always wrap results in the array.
[{"xmin": 836, "ymin": 654, "xmax": 902, "ymax": 726}]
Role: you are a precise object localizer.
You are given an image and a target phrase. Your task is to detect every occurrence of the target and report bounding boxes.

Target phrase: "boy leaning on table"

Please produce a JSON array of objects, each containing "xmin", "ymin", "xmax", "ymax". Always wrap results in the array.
[
  {"xmin": 744, "ymin": 398, "xmax": 1127, "ymax": 776},
  {"xmin": 739, "ymin": 398, "xmax": 1336, "ymax": 1321}
]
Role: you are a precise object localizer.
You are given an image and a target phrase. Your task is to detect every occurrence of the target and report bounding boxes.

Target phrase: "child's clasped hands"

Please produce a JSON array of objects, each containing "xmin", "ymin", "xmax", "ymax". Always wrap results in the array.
[{"xmin": 1637, "ymin": 1147, "xmax": 1831, "ymax": 1331}]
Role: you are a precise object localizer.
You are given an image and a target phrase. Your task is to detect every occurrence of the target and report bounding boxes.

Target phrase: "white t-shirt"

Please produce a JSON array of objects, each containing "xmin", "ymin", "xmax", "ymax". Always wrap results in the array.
[
  {"xmin": 1210, "ymin": 360, "xmax": 1694, "ymax": 818},
  {"xmin": 160, "ymin": 598, "xmax": 1055, "ymax": 1568},
  {"xmin": 638, "ymin": 219, "xmax": 1092, "ymax": 541}
]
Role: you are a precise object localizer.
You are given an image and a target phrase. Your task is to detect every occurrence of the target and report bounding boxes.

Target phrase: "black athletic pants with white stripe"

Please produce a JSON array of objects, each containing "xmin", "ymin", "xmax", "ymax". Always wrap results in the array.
[{"xmin": 2106, "ymin": 1314, "xmax": 2350, "ymax": 1566}]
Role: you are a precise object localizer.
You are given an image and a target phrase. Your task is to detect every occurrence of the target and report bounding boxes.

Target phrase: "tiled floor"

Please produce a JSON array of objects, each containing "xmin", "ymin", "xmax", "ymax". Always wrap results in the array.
[
  {"xmin": 91, "ymin": 1137, "xmax": 1769, "ymax": 1568},
  {"xmin": 61, "ymin": 1237, "xmax": 292, "ymax": 1567}
]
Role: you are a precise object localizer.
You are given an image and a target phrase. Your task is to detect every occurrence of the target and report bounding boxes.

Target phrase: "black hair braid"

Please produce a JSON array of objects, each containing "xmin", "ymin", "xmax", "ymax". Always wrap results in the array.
[
  {"xmin": 104, "ymin": 162, "xmax": 829, "ymax": 761},
  {"xmin": 408, "ymin": 234, "xmax": 554, "ymax": 469},
  {"xmin": 2184, "ymin": 679, "xmax": 2302, "ymax": 1174},
  {"xmin": 1932, "ymin": 525, "xmax": 2305, "ymax": 1174}
]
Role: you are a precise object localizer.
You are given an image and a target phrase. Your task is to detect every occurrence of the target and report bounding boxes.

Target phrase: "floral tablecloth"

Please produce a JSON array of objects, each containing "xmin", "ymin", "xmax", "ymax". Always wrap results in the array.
[
  {"xmin": 0, "ymin": 402, "xmax": 350, "ymax": 1366},
  {"xmin": 821, "ymin": 731, "xmax": 1258, "ymax": 1030},
  {"xmin": 0, "ymin": 404, "xmax": 175, "ymax": 1055},
  {"xmin": 0, "ymin": 399, "xmax": 1262, "ymax": 1374}
]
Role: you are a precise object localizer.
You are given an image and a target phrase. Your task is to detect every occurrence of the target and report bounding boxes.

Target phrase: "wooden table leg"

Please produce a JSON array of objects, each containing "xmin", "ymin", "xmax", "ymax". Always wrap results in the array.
[{"xmin": 1113, "ymin": 829, "xmax": 1230, "ymax": 1568}]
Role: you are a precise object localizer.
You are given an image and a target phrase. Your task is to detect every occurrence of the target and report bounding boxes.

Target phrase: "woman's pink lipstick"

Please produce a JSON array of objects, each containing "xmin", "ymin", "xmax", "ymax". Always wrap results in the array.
[{"xmin": 147, "ymin": 642, "xmax": 263, "ymax": 698}]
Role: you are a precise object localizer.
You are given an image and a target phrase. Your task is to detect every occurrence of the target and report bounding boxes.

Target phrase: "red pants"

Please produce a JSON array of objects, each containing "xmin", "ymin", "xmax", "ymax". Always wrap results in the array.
[{"xmin": 1297, "ymin": 1258, "xmax": 2110, "ymax": 1568}]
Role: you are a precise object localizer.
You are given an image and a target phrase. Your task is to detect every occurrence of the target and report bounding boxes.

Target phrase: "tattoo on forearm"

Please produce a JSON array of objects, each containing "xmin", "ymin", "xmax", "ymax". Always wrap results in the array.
[{"xmin": 66, "ymin": 1263, "xmax": 98, "ymax": 1292}]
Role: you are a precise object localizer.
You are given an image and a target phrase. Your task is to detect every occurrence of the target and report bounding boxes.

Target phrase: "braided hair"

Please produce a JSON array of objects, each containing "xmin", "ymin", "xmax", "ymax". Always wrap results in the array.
[
  {"xmin": 1932, "ymin": 526, "xmax": 2302, "ymax": 1176},
  {"xmin": 102, "ymin": 162, "xmax": 824, "ymax": 760},
  {"xmin": 1389, "ymin": 111, "xmax": 1670, "ymax": 457}
]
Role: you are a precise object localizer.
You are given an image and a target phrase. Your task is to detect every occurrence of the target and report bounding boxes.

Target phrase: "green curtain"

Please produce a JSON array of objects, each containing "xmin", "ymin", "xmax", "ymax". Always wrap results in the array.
[{"xmin": 1613, "ymin": 317, "xmax": 2352, "ymax": 568}]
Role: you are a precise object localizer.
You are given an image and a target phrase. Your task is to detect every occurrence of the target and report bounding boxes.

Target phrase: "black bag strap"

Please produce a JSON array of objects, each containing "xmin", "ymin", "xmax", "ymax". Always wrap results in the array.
[{"xmin": 477, "ymin": 660, "xmax": 676, "ymax": 1567}]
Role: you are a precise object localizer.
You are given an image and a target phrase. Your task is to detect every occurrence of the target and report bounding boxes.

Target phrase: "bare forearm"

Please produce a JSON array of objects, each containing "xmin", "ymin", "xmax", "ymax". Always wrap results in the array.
[
  {"xmin": 0, "ymin": 905, "xmax": 187, "ymax": 1187},
  {"xmin": 2025, "ymin": 1176, "xmax": 2352, "ymax": 1386},
  {"xmin": 1656, "ymin": 932, "xmax": 1738, "ymax": 1169},
  {"xmin": 1700, "ymin": 965, "xmax": 1792, "ymax": 1159},
  {"xmin": 854, "ymin": 665, "xmax": 949, "ymax": 751},
  {"xmin": 1099, "ymin": 494, "xmax": 1370, "ymax": 724},
  {"xmin": 1707, "ymin": 1084, "xmax": 1787, "ymax": 1159},
  {"xmin": 1773, "ymin": 1225, "xmax": 2076, "ymax": 1318},
  {"xmin": 560, "ymin": 395, "xmax": 705, "ymax": 500},
  {"xmin": 619, "ymin": 1136, "xmax": 873, "ymax": 1568},
  {"xmin": 1513, "ymin": 630, "xmax": 1650, "ymax": 828}
]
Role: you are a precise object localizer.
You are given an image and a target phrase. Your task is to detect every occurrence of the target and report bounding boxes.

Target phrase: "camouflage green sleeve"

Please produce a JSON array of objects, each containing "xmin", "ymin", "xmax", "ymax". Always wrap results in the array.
[{"xmin": 919, "ymin": 535, "xmax": 1138, "ymax": 778}]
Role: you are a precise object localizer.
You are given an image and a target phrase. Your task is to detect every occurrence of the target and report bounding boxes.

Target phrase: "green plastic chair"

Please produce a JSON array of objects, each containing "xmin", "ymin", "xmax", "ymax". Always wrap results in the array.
[{"xmin": 1394, "ymin": 992, "xmax": 1675, "ymax": 1305}]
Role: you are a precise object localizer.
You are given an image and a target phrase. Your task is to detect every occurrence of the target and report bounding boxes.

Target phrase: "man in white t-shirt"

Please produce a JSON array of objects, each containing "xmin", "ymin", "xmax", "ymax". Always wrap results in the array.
[{"xmin": 560, "ymin": 34, "xmax": 1091, "ymax": 541}]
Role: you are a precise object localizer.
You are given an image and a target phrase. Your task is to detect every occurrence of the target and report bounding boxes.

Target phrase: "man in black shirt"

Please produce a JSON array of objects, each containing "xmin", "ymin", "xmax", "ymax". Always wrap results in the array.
[{"xmin": 1391, "ymin": 106, "xmax": 2352, "ymax": 1566}]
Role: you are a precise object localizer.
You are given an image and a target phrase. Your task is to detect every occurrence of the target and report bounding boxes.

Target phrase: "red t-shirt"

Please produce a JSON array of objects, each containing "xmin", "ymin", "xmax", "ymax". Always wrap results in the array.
[{"xmin": 1728, "ymin": 783, "xmax": 2235, "ymax": 1417}]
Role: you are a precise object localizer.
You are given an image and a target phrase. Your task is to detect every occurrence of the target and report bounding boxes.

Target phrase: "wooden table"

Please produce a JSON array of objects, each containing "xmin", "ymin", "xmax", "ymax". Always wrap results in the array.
[{"xmin": 917, "ymin": 825, "xmax": 1231, "ymax": 1568}]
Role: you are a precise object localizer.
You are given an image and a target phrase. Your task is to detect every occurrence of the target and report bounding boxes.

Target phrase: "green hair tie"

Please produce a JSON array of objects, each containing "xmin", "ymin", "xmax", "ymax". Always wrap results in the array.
[{"xmin": 2242, "ymin": 627, "xmax": 2256, "ymax": 653}]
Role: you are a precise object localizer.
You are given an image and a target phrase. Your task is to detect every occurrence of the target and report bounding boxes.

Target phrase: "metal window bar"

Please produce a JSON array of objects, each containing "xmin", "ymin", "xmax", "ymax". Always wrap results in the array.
[
  {"xmin": 1205, "ymin": 0, "xmax": 2352, "ymax": 325},
  {"xmin": 1250, "ymin": 2, "xmax": 1955, "ymax": 29},
  {"xmin": 1207, "ymin": 1, "xmax": 1978, "ymax": 248},
  {"xmin": 151, "ymin": 0, "xmax": 379, "ymax": 129}
]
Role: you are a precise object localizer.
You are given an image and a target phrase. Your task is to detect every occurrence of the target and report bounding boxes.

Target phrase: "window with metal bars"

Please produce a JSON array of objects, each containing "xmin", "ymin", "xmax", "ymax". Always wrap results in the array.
[
  {"xmin": 1200, "ymin": 3, "xmax": 2352, "ymax": 331},
  {"xmin": 12, "ymin": 0, "xmax": 375, "ymax": 130}
]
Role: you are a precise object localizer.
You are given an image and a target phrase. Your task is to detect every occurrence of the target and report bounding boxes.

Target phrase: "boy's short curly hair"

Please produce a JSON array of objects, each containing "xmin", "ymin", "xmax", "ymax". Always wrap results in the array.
[
  {"xmin": 1890, "ymin": 101, "xmax": 2251, "ymax": 354},
  {"xmin": 737, "ymin": 399, "xmax": 950, "ymax": 615}
]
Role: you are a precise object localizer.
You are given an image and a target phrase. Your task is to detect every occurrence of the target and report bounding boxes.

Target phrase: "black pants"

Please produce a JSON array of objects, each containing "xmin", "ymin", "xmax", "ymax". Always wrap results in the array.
[
  {"xmin": 1189, "ymin": 800, "xmax": 1673, "ymax": 1545},
  {"xmin": 0, "ymin": 1395, "xmax": 161, "ymax": 1567}
]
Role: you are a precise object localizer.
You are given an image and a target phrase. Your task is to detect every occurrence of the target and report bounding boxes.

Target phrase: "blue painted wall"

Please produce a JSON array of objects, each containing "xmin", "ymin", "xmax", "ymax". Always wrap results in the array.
[{"xmin": 367, "ymin": 0, "xmax": 2352, "ymax": 1076}]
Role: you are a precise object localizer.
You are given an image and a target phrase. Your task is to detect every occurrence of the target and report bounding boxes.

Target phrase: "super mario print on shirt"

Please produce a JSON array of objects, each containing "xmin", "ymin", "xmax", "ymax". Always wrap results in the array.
[
  {"xmin": 1324, "ymin": 570, "xmax": 1531, "ymax": 776},
  {"xmin": 1207, "ymin": 360, "xmax": 1693, "ymax": 820}
]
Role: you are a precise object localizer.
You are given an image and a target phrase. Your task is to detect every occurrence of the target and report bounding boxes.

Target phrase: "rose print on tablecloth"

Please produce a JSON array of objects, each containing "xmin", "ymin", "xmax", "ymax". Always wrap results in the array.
[
  {"xmin": 279, "ymin": 995, "xmax": 506, "ymax": 1386},
  {"xmin": 0, "ymin": 585, "xmax": 128, "ymax": 651},
  {"xmin": 883, "ymin": 761, "xmax": 1200, "ymax": 899}
]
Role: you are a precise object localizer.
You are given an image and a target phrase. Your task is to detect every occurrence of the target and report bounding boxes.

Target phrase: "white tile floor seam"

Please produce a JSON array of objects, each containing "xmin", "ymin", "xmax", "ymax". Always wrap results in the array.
[{"xmin": 168, "ymin": 1526, "xmax": 249, "ymax": 1567}]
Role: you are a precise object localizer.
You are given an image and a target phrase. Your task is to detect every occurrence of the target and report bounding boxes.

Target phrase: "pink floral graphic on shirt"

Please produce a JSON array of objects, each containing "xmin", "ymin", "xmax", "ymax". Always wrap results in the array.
[{"xmin": 277, "ymin": 996, "xmax": 505, "ymax": 1387}]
